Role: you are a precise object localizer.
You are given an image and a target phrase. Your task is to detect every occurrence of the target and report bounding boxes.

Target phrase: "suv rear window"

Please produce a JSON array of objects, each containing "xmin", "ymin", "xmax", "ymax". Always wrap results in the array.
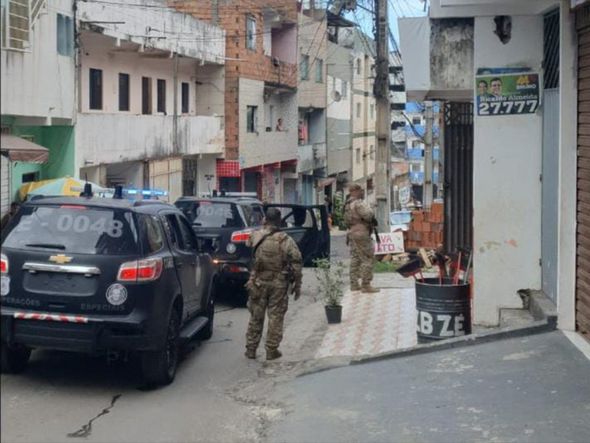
[
  {"xmin": 175, "ymin": 201, "xmax": 244, "ymax": 228},
  {"xmin": 2, "ymin": 205, "xmax": 139, "ymax": 255}
]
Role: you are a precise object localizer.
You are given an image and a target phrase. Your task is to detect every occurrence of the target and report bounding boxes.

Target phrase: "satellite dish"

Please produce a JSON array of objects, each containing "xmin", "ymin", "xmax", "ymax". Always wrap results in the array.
[{"xmin": 331, "ymin": 90, "xmax": 342, "ymax": 102}]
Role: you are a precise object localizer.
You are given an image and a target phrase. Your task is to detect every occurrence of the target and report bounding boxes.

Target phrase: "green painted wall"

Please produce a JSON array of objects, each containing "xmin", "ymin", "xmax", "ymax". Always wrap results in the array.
[{"xmin": 5, "ymin": 125, "xmax": 75, "ymax": 201}]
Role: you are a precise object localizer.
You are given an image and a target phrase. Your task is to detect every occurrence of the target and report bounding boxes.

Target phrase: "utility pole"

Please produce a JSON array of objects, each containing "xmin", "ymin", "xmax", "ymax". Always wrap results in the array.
[
  {"xmin": 374, "ymin": 0, "xmax": 391, "ymax": 231},
  {"xmin": 423, "ymin": 101, "xmax": 434, "ymax": 210}
]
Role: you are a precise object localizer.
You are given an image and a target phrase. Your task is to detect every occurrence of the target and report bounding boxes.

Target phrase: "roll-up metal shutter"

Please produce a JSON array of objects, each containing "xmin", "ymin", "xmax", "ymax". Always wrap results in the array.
[{"xmin": 576, "ymin": 5, "xmax": 590, "ymax": 340}]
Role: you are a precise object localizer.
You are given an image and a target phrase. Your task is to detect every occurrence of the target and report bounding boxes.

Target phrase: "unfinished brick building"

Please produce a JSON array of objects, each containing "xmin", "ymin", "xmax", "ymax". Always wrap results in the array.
[{"xmin": 172, "ymin": 0, "xmax": 299, "ymax": 202}]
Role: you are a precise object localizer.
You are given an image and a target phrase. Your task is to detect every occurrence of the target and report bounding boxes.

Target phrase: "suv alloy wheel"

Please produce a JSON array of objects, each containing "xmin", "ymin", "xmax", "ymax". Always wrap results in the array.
[{"xmin": 140, "ymin": 308, "xmax": 180, "ymax": 386}]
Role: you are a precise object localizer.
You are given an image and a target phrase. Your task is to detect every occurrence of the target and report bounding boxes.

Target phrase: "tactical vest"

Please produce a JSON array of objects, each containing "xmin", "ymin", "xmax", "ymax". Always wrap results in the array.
[{"xmin": 253, "ymin": 231, "xmax": 289, "ymax": 280}]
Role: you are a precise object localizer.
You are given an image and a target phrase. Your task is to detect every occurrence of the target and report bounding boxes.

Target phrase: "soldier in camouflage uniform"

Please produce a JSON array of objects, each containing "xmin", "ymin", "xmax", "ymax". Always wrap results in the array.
[
  {"xmin": 344, "ymin": 184, "xmax": 380, "ymax": 293},
  {"xmin": 244, "ymin": 208, "xmax": 303, "ymax": 360}
]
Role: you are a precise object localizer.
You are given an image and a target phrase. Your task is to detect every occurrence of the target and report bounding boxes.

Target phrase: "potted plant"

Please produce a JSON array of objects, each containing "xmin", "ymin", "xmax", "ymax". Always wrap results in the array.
[{"xmin": 314, "ymin": 258, "xmax": 345, "ymax": 324}]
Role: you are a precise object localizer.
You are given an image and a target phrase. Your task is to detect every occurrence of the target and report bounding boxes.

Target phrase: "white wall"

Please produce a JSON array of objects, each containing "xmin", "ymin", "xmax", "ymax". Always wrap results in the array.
[
  {"xmin": 473, "ymin": 15, "xmax": 543, "ymax": 325},
  {"xmin": 77, "ymin": 0, "xmax": 225, "ymax": 63},
  {"xmin": 0, "ymin": 0, "xmax": 75, "ymax": 121},
  {"xmin": 76, "ymin": 113, "xmax": 223, "ymax": 170},
  {"xmin": 80, "ymin": 32, "xmax": 206, "ymax": 116}
]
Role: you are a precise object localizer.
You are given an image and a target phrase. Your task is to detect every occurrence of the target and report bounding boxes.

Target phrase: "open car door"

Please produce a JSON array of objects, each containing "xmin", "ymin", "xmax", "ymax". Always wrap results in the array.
[{"xmin": 263, "ymin": 204, "xmax": 330, "ymax": 266}]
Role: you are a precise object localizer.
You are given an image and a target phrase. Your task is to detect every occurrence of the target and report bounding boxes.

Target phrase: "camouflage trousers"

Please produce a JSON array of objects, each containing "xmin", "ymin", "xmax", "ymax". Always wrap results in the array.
[
  {"xmin": 246, "ymin": 281, "xmax": 289, "ymax": 353},
  {"xmin": 349, "ymin": 235, "xmax": 375, "ymax": 286}
]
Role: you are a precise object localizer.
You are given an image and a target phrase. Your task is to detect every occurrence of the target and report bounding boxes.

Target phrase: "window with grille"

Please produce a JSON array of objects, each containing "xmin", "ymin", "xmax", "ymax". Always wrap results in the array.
[
  {"xmin": 1, "ymin": 0, "xmax": 46, "ymax": 51},
  {"xmin": 544, "ymin": 9, "xmax": 559, "ymax": 89}
]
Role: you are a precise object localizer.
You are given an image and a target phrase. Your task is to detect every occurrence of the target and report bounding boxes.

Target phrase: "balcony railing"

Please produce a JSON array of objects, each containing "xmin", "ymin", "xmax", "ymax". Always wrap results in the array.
[{"xmin": 77, "ymin": 114, "xmax": 224, "ymax": 165}]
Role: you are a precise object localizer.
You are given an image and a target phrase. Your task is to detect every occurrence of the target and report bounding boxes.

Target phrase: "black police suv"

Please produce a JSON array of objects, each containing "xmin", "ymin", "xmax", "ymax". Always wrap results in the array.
[
  {"xmin": 0, "ymin": 196, "xmax": 217, "ymax": 386},
  {"xmin": 175, "ymin": 194, "xmax": 330, "ymax": 296}
]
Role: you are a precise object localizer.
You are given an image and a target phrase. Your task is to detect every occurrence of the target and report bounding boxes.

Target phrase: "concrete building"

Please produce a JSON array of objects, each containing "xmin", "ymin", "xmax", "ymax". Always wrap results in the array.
[
  {"xmin": 399, "ymin": 0, "xmax": 587, "ymax": 342},
  {"xmin": 326, "ymin": 17, "xmax": 354, "ymax": 197},
  {"xmin": 297, "ymin": 5, "xmax": 327, "ymax": 204},
  {"xmin": 173, "ymin": 0, "xmax": 299, "ymax": 203},
  {"xmin": 350, "ymin": 29, "xmax": 377, "ymax": 205},
  {"xmin": 1, "ymin": 0, "xmax": 75, "ymax": 214},
  {"xmin": 404, "ymin": 102, "xmax": 441, "ymax": 204},
  {"xmin": 75, "ymin": 0, "xmax": 225, "ymax": 203}
]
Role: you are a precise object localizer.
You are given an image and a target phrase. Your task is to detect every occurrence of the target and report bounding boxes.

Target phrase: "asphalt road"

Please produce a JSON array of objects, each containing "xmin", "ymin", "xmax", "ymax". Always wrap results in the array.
[
  {"xmin": 0, "ymin": 234, "xmax": 349, "ymax": 443},
  {"xmin": 266, "ymin": 331, "xmax": 590, "ymax": 443}
]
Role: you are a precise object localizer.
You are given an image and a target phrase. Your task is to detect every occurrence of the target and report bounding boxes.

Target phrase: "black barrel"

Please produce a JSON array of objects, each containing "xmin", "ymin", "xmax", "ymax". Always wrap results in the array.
[{"xmin": 416, "ymin": 278, "xmax": 471, "ymax": 343}]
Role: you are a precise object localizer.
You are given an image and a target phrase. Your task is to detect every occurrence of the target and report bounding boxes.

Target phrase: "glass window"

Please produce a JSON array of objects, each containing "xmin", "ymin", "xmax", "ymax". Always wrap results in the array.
[
  {"xmin": 89, "ymin": 68, "xmax": 103, "ymax": 110},
  {"xmin": 315, "ymin": 58, "xmax": 323, "ymax": 83},
  {"xmin": 277, "ymin": 207, "xmax": 313, "ymax": 228},
  {"xmin": 370, "ymin": 104, "xmax": 375, "ymax": 119},
  {"xmin": 356, "ymin": 102, "xmax": 361, "ymax": 118},
  {"xmin": 57, "ymin": 14, "xmax": 73, "ymax": 56},
  {"xmin": 342, "ymin": 80, "xmax": 348, "ymax": 98},
  {"xmin": 247, "ymin": 105, "xmax": 258, "ymax": 133},
  {"xmin": 356, "ymin": 58, "xmax": 361, "ymax": 75},
  {"xmin": 119, "ymin": 73, "xmax": 130, "ymax": 111},
  {"xmin": 241, "ymin": 204, "xmax": 264, "ymax": 227},
  {"xmin": 142, "ymin": 77, "xmax": 152, "ymax": 115},
  {"xmin": 300, "ymin": 55, "xmax": 309, "ymax": 80},
  {"xmin": 246, "ymin": 15, "xmax": 256, "ymax": 50},
  {"xmin": 157, "ymin": 79, "xmax": 166, "ymax": 113},
  {"xmin": 175, "ymin": 201, "xmax": 245, "ymax": 228},
  {"xmin": 176, "ymin": 215, "xmax": 197, "ymax": 252},
  {"xmin": 181, "ymin": 82, "xmax": 189, "ymax": 114},
  {"xmin": 3, "ymin": 206, "xmax": 139, "ymax": 255},
  {"xmin": 356, "ymin": 148, "xmax": 361, "ymax": 163},
  {"xmin": 142, "ymin": 215, "xmax": 164, "ymax": 253}
]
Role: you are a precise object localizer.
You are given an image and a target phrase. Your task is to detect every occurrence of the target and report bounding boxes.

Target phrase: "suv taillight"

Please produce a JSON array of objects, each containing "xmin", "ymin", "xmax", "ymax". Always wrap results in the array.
[
  {"xmin": 0, "ymin": 253, "xmax": 8, "ymax": 274},
  {"xmin": 231, "ymin": 229, "xmax": 253, "ymax": 243},
  {"xmin": 117, "ymin": 258, "xmax": 163, "ymax": 282}
]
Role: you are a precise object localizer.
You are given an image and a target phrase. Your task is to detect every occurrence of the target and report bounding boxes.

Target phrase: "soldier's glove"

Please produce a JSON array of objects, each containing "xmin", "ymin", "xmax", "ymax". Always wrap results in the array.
[{"xmin": 293, "ymin": 287, "xmax": 302, "ymax": 301}]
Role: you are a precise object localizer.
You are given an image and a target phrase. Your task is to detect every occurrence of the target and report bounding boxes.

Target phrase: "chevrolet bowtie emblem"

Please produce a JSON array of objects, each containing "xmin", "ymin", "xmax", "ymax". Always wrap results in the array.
[{"xmin": 49, "ymin": 254, "xmax": 73, "ymax": 264}]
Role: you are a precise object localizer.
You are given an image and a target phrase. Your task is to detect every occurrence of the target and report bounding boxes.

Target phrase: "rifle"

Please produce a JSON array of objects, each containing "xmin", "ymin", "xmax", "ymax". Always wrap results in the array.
[{"xmin": 371, "ymin": 217, "xmax": 381, "ymax": 245}]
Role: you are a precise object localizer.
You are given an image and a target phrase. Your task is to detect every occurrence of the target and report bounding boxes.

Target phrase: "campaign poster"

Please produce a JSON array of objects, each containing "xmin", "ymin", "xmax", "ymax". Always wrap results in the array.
[
  {"xmin": 475, "ymin": 69, "xmax": 540, "ymax": 117},
  {"xmin": 373, "ymin": 232, "xmax": 405, "ymax": 255}
]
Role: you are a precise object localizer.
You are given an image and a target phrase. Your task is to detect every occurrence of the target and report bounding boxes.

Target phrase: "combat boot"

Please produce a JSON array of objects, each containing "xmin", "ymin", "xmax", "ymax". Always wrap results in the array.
[
  {"xmin": 361, "ymin": 285, "xmax": 380, "ymax": 293},
  {"xmin": 245, "ymin": 349, "xmax": 257, "ymax": 359},
  {"xmin": 266, "ymin": 349, "xmax": 282, "ymax": 361},
  {"xmin": 350, "ymin": 282, "xmax": 361, "ymax": 291}
]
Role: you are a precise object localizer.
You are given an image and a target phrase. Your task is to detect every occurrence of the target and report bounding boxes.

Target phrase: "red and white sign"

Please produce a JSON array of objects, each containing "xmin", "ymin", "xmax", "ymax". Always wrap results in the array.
[{"xmin": 373, "ymin": 232, "xmax": 405, "ymax": 255}]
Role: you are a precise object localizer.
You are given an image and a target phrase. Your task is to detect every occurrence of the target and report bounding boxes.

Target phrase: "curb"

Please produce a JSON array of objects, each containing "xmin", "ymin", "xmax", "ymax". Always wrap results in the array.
[
  {"xmin": 299, "ymin": 290, "xmax": 559, "ymax": 375},
  {"xmin": 350, "ymin": 319, "xmax": 555, "ymax": 365}
]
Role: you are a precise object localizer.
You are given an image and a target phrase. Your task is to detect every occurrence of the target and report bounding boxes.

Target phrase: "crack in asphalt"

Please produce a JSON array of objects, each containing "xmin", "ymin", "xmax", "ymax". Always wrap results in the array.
[{"xmin": 67, "ymin": 394, "xmax": 122, "ymax": 438}]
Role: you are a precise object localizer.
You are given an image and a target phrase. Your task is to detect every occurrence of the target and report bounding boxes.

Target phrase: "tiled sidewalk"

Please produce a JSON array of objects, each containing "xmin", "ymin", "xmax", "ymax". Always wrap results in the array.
[{"xmin": 315, "ymin": 283, "xmax": 418, "ymax": 359}]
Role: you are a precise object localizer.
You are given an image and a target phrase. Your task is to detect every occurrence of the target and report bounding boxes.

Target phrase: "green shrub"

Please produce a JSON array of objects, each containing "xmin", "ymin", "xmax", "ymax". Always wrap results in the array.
[{"xmin": 374, "ymin": 260, "xmax": 401, "ymax": 273}]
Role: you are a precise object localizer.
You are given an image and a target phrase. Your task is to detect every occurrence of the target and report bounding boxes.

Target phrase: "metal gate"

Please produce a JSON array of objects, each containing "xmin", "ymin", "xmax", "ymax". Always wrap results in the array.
[
  {"xmin": 541, "ymin": 9, "xmax": 560, "ymax": 304},
  {"xmin": 443, "ymin": 102, "xmax": 473, "ymax": 253},
  {"xmin": 576, "ymin": 5, "xmax": 590, "ymax": 339}
]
